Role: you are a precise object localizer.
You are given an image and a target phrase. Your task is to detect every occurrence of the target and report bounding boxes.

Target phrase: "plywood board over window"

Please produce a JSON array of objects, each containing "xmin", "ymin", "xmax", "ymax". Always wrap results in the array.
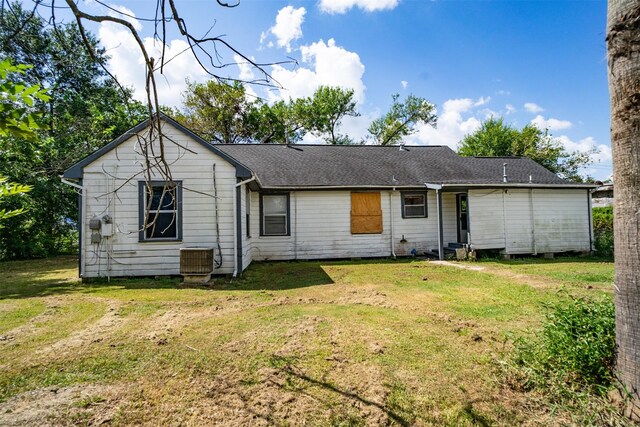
[{"xmin": 351, "ymin": 192, "xmax": 383, "ymax": 234}]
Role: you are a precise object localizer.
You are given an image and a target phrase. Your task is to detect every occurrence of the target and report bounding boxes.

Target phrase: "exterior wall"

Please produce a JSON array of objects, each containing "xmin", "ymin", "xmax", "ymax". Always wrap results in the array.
[
  {"xmin": 81, "ymin": 123, "xmax": 237, "ymax": 278},
  {"xmin": 469, "ymin": 188, "xmax": 591, "ymax": 254},
  {"xmin": 248, "ymin": 190, "xmax": 450, "ymax": 261}
]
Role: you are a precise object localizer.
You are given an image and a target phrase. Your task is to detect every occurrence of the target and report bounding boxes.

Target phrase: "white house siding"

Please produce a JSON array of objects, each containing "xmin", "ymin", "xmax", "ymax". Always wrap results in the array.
[
  {"xmin": 468, "ymin": 190, "xmax": 506, "ymax": 249},
  {"xmin": 530, "ymin": 188, "xmax": 591, "ymax": 253},
  {"xmin": 81, "ymin": 124, "xmax": 237, "ymax": 278},
  {"xmin": 248, "ymin": 190, "xmax": 452, "ymax": 261},
  {"xmin": 468, "ymin": 188, "xmax": 591, "ymax": 254}
]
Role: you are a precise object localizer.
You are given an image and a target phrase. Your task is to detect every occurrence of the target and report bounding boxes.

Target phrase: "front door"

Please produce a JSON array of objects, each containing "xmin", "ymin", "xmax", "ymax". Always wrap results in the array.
[{"xmin": 456, "ymin": 193, "xmax": 468, "ymax": 244}]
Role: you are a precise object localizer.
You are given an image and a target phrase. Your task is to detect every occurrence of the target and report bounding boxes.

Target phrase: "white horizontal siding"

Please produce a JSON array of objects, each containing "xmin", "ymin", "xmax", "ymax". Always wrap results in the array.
[
  {"xmin": 81, "ymin": 123, "xmax": 237, "ymax": 278},
  {"xmin": 469, "ymin": 189, "xmax": 506, "ymax": 249},
  {"xmin": 250, "ymin": 190, "xmax": 446, "ymax": 261},
  {"xmin": 468, "ymin": 188, "xmax": 591, "ymax": 253}
]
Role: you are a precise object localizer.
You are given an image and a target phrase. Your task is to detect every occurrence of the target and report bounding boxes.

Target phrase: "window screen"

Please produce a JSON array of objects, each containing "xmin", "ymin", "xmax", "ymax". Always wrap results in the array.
[
  {"xmin": 351, "ymin": 192, "xmax": 383, "ymax": 234},
  {"xmin": 141, "ymin": 183, "xmax": 181, "ymax": 240},
  {"xmin": 402, "ymin": 192, "xmax": 427, "ymax": 218},
  {"xmin": 262, "ymin": 194, "xmax": 288, "ymax": 236}
]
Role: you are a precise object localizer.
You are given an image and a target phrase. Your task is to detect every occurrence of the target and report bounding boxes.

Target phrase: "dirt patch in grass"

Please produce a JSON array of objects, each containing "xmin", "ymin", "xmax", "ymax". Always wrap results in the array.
[{"xmin": 0, "ymin": 383, "xmax": 124, "ymax": 427}]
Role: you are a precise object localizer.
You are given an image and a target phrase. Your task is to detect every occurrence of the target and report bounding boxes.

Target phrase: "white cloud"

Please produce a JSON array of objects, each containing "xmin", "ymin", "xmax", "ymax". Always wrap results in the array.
[
  {"xmin": 401, "ymin": 80, "xmax": 408, "ymax": 89},
  {"xmin": 474, "ymin": 96, "xmax": 491, "ymax": 107},
  {"xmin": 505, "ymin": 104, "xmax": 516, "ymax": 114},
  {"xmin": 270, "ymin": 38, "xmax": 366, "ymax": 104},
  {"xmin": 407, "ymin": 97, "xmax": 486, "ymax": 149},
  {"xmin": 263, "ymin": 6, "xmax": 306, "ymax": 53},
  {"xmin": 319, "ymin": 0, "xmax": 399, "ymax": 14},
  {"xmin": 98, "ymin": 9, "xmax": 209, "ymax": 107},
  {"xmin": 496, "ymin": 89, "xmax": 510, "ymax": 96},
  {"xmin": 524, "ymin": 102, "xmax": 544, "ymax": 113},
  {"xmin": 234, "ymin": 54, "xmax": 255, "ymax": 81},
  {"xmin": 531, "ymin": 115, "xmax": 572, "ymax": 131},
  {"xmin": 554, "ymin": 135, "xmax": 612, "ymax": 164}
]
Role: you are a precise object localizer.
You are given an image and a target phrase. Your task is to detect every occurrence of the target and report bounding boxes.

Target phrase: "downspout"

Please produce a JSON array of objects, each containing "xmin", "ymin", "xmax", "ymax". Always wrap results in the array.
[
  {"xmin": 61, "ymin": 177, "xmax": 85, "ymax": 277},
  {"xmin": 389, "ymin": 190, "xmax": 396, "ymax": 258},
  {"xmin": 233, "ymin": 175, "xmax": 256, "ymax": 277},
  {"xmin": 587, "ymin": 188, "xmax": 594, "ymax": 252},
  {"xmin": 294, "ymin": 192, "xmax": 298, "ymax": 260}
]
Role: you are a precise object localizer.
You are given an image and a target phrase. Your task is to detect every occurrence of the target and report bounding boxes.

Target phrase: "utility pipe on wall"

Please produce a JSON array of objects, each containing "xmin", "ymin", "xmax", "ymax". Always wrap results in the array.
[{"xmin": 389, "ymin": 191, "xmax": 396, "ymax": 258}]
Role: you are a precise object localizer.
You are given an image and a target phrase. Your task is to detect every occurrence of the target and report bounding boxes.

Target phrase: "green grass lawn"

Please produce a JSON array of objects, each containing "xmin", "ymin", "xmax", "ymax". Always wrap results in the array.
[{"xmin": 0, "ymin": 256, "xmax": 615, "ymax": 426}]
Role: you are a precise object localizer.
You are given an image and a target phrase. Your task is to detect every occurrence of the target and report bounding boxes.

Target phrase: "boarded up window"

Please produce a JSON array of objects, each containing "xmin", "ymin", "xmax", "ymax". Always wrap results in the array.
[{"xmin": 351, "ymin": 192, "xmax": 383, "ymax": 234}]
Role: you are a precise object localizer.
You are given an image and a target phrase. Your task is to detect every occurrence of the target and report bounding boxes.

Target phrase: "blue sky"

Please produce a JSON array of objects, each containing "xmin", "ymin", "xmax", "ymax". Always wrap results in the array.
[{"xmin": 81, "ymin": 0, "xmax": 611, "ymax": 179}]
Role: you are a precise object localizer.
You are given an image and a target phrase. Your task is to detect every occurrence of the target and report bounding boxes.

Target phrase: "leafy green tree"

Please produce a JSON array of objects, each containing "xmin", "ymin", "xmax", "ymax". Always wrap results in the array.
[
  {"xmin": 0, "ymin": 177, "xmax": 31, "ymax": 226},
  {"xmin": 0, "ymin": 59, "xmax": 50, "ymax": 140},
  {"xmin": 245, "ymin": 98, "xmax": 310, "ymax": 144},
  {"xmin": 368, "ymin": 94, "xmax": 436, "ymax": 145},
  {"xmin": 0, "ymin": 3, "xmax": 147, "ymax": 259},
  {"xmin": 180, "ymin": 80, "xmax": 253, "ymax": 144},
  {"xmin": 458, "ymin": 117, "xmax": 591, "ymax": 181},
  {"xmin": 305, "ymin": 86, "xmax": 359, "ymax": 144}
]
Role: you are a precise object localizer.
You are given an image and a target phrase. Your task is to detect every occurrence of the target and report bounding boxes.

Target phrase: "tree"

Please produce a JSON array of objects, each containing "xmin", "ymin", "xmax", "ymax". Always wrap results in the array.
[
  {"xmin": 0, "ymin": 177, "xmax": 31, "ymax": 226},
  {"xmin": 606, "ymin": 0, "xmax": 640, "ymax": 419},
  {"xmin": 368, "ymin": 94, "xmax": 436, "ymax": 145},
  {"xmin": 458, "ymin": 117, "xmax": 592, "ymax": 181},
  {"xmin": 305, "ymin": 86, "xmax": 359, "ymax": 144},
  {"xmin": 0, "ymin": 59, "xmax": 50, "ymax": 140},
  {"xmin": 180, "ymin": 80, "xmax": 253, "ymax": 144},
  {"xmin": 0, "ymin": 4, "xmax": 147, "ymax": 259},
  {"xmin": 178, "ymin": 83, "xmax": 361, "ymax": 145},
  {"xmin": 245, "ymin": 98, "xmax": 309, "ymax": 144}
]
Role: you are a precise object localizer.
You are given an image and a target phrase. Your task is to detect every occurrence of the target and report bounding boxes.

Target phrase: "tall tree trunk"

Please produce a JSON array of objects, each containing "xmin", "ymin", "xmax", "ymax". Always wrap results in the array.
[{"xmin": 607, "ymin": 0, "xmax": 640, "ymax": 419}]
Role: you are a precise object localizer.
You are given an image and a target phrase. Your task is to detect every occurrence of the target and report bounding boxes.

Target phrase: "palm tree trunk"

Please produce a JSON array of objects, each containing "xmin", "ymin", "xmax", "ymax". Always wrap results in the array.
[{"xmin": 607, "ymin": 0, "xmax": 640, "ymax": 419}]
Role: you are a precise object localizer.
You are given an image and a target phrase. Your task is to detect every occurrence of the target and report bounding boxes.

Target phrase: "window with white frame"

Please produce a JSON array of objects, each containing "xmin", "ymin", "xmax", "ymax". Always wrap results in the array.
[
  {"xmin": 401, "ymin": 192, "xmax": 427, "ymax": 218},
  {"xmin": 139, "ymin": 182, "xmax": 182, "ymax": 241},
  {"xmin": 260, "ymin": 194, "xmax": 289, "ymax": 236}
]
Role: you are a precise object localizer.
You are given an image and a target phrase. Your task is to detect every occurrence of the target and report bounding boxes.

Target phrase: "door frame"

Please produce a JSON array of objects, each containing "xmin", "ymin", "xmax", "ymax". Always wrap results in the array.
[{"xmin": 456, "ymin": 193, "xmax": 469, "ymax": 244}]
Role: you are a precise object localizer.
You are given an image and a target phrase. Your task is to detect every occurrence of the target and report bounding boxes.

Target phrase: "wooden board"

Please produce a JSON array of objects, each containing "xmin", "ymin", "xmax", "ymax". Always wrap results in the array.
[{"xmin": 351, "ymin": 192, "xmax": 383, "ymax": 234}]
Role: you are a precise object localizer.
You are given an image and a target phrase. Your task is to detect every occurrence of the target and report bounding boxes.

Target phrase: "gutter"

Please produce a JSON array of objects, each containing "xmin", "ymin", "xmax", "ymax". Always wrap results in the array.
[
  {"xmin": 233, "ymin": 175, "xmax": 257, "ymax": 277},
  {"xmin": 256, "ymin": 182, "xmax": 596, "ymax": 191}
]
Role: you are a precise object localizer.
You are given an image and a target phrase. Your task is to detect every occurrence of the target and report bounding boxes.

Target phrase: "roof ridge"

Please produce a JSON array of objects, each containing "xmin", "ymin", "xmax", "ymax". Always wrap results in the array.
[{"xmin": 215, "ymin": 143, "xmax": 450, "ymax": 148}]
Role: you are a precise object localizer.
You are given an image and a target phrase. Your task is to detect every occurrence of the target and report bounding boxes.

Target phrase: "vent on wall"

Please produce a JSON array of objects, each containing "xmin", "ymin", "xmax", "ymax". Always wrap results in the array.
[{"xmin": 180, "ymin": 247, "xmax": 214, "ymax": 277}]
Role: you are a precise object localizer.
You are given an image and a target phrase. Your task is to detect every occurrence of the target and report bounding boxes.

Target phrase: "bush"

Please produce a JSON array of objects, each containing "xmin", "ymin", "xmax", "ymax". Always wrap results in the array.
[
  {"xmin": 593, "ymin": 207, "xmax": 614, "ymax": 259},
  {"xmin": 510, "ymin": 295, "xmax": 616, "ymax": 396}
]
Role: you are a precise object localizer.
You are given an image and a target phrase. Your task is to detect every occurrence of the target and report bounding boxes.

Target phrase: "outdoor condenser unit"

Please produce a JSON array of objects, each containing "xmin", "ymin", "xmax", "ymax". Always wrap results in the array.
[{"xmin": 180, "ymin": 247, "xmax": 214, "ymax": 283}]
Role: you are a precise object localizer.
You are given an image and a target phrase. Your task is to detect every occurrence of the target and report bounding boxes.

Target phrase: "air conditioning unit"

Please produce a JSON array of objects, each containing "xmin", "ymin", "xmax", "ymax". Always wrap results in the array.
[{"xmin": 180, "ymin": 247, "xmax": 214, "ymax": 283}]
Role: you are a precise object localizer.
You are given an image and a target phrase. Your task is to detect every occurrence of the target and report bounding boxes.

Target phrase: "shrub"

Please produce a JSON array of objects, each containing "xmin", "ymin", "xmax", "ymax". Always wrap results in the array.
[
  {"xmin": 510, "ymin": 295, "xmax": 616, "ymax": 396},
  {"xmin": 593, "ymin": 207, "xmax": 614, "ymax": 259}
]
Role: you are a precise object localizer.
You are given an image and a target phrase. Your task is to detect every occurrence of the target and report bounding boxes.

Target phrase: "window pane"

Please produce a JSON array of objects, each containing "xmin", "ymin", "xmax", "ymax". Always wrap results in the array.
[
  {"xmin": 404, "ymin": 195, "xmax": 424, "ymax": 206},
  {"xmin": 264, "ymin": 195, "xmax": 287, "ymax": 215},
  {"xmin": 148, "ymin": 185, "xmax": 175, "ymax": 210},
  {"xmin": 405, "ymin": 205, "xmax": 425, "ymax": 217},
  {"xmin": 145, "ymin": 212, "xmax": 177, "ymax": 239},
  {"xmin": 264, "ymin": 215, "xmax": 286, "ymax": 235}
]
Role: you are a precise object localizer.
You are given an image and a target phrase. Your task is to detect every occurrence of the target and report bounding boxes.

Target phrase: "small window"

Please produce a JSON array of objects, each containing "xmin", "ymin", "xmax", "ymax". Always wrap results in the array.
[
  {"xmin": 401, "ymin": 192, "xmax": 427, "ymax": 218},
  {"xmin": 260, "ymin": 193, "xmax": 289, "ymax": 236},
  {"xmin": 139, "ymin": 181, "xmax": 182, "ymax": 241},
  {"xmin": 351, "ymin": 192, "xmax": 383, "ymax": 234}
]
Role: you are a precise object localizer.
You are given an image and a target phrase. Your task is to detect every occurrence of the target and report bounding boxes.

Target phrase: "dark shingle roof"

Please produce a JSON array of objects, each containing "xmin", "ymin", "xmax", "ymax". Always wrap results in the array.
[{"xmin": 215, "ymin": 144, "xmax": 587, "ymax": 188}]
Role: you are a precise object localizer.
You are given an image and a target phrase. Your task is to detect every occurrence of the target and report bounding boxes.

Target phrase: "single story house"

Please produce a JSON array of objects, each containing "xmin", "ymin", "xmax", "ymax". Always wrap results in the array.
[{"xmin": 62, "ymin": 114, "xmax": 596, "ymax": 279}]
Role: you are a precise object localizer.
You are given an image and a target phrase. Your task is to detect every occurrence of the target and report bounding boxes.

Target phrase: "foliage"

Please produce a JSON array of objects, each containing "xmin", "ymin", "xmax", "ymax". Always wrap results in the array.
[
  {"xmin": 0, "ymin": 3, "xmax": 147, "ymax": 259},
  {"xmin": 458, "ymin": 117, "xmax": 592, "ymax": 181},
  {"xmin": 593, "ymin": 206, "xmax": 614, "ymax": 259},
  {"xmin": 508, "ymin": 295, "xmax": 616, "ymax": 397},
  {"xmin": 368, "ymin": 93, "xmax": 436, "ymax": 145},
  {"xmin": 0, "ymin": 59, "xmax": 50, "ymax": 140},
  {"xmin": 0, "ymin": 176, "xmax": 32, "ymax": 226},
  {"xmin": 304, "ymin": 86, "xmax": 359, "ymax": 144},
  {"xmin": 178, "ymin": 82, "xmax": 360, "ymax": 144},
  {"xmin": 180, "ymin": 80, "xmax": 253, "ymax": 144}
]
